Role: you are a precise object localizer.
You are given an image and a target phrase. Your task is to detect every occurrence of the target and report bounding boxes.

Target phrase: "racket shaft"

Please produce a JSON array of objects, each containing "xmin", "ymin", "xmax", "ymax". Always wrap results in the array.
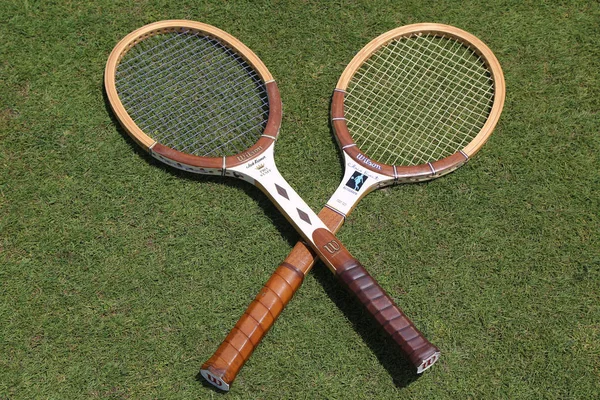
[{"xmin": 201, "ymin": 207, "xmax": 438, "ymax": 388}]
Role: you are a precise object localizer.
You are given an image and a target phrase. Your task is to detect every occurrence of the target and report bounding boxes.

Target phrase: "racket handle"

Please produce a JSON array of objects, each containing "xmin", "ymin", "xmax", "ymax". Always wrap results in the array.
[
  {"xmin": 335, "ymin": 259, "xmax": 440, "ymax": 372},
  {"xmin": 200, "ymin": 254, "xmax": 308, "ymax": 391},
  {"xmin": 201, "ymin": 208, "xmax": 344, "ymax": 390},
  {"xmin": 311, "ymin": 227, "xmax": 439, "ymax": 373}
]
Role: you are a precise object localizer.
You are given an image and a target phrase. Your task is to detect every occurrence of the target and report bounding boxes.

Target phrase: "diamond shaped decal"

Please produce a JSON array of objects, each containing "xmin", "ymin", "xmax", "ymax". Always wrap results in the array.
[
  {"xmin": 275, "ymin": 184, "xmax": 289, "ymax": 200},
  {"xmin": 297, "ymin": 209, "xmax": 311, "ymax": 225}
]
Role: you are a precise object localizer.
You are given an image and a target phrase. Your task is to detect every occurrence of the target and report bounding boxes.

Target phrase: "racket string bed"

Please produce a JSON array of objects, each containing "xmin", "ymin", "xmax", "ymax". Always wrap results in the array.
[
  {"xmin": 344, "ymin": 34, "xmax": 494, "ymax": 166},
  {"xmin": 115, "ymin": 30, "xmax": 269, "ymax": 158},
  {"xmin": 123, "ymin": 44, "xmax": 264, "ymax": 138},
  {"xmin": 352, "ymin": 41, "xmax": 492, "ymax": 163},
  {"xmin": 346, "ymin": 35, "xmax": 492, "ymax": 162},
  {"xmin": 348, "ymin": 44, "xmax": 438, "ymax": 165}
]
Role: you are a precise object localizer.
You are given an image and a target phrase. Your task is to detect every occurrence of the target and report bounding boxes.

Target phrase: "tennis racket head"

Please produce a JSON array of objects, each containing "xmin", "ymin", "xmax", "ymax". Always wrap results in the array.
[
  {"xmin": 331, "ymin": 23, "xmax": 505, "ymax": 185},
  {"xmin": 104, "ymin": 20, "xmax": 282, "ymax": 173}
]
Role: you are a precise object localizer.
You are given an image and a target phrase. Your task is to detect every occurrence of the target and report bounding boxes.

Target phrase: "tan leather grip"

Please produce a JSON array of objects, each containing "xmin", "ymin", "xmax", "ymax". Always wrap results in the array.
[
  {"xmin": 200, "ymin": 261, "xmax": 305, "ymax": 390},
  {"xmin": 200, "ymin": 208, "xmax": 344, "ymax": 390}
]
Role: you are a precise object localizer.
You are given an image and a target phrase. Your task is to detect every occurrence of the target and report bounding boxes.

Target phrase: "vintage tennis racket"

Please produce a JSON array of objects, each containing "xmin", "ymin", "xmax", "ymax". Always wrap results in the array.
[
  {"xmin": 104, "ymin": 20, "xmax": 444, "ymax": 390},
  {"xmin": 200, "ymin": 23, "xmax": 505, "ymax": 390}
]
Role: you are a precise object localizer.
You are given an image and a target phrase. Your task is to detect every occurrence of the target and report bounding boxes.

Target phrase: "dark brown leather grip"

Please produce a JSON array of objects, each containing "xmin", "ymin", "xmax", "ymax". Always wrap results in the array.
[
  {"xmin": 336, "ymin": 259, "xmax": 440, "ymax": 372},
  {"xmin": 310, "ymin": 226, "xmax": 439, "ymax": 373}
]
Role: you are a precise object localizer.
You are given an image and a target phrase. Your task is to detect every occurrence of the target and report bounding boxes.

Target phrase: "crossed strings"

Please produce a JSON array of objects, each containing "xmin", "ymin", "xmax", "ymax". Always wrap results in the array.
[
  {"xmin": 345, "ymin": 33, "xmax": 495, "ymax": 166},
  {"xmin": 115, "ymin": 30, "xmax": 269, "ymax": 157}
]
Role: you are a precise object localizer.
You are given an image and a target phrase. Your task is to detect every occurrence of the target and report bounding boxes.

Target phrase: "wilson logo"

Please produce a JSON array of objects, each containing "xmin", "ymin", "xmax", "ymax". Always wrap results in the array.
[
  {"xmin": 421, "ymin": 354, "xmax": 439, "ymax": 371},
  {"xmin": 204, "ymin": 372, "xmax": 225, "ymax": 388},
  {"xmin": 356, "ymin": 153, "xmax": 381, "ymax": 170},
  {"xmin": 323, "ymin": 240, "xmax": 341, "ymax": 254},
  {"xmin": 237, "ymin": 146, "xmax": 263, "ymax": 162}
]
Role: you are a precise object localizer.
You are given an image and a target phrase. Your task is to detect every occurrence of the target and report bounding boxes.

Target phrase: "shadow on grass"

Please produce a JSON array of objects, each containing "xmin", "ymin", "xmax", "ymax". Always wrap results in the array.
[
  {"xmin": 311, "ymin": 262, "xmax": 421, "ymax": 388},
  {"xmin": 103, "ymin": 87, "xmax": 419, "ymax": 390}
]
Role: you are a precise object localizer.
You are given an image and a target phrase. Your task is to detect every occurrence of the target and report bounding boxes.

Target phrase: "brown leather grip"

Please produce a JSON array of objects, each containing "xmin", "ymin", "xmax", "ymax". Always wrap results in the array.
[
  {"xmin": 201, "ymin": 206, "xmax": 439, "ymax": 389},
  {"xmin": 311, "ymin": 227, "xmax": 440, "ymax": 373},
  {"xmin": 335, "ymin": 259, "xmax": 440, "ymax": 372},
  {"xmin": 200, "ymin": 258, "xmax": 308, "ymax": 390},
  {"xmin": 200, "ymin": 208, "xmax": 344, "ymax": 390}
]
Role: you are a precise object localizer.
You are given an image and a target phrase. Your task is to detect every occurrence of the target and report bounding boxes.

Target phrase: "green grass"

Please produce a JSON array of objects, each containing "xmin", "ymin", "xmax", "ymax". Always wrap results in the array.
[{"xmin": 1, "ymin": 0, "xmax": 599, "ymax": 398}]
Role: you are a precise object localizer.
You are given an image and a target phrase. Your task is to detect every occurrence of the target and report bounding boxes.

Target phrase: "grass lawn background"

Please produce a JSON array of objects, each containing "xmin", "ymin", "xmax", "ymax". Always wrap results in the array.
[{"xmin": 1, "ymin": 1, "xmax": 598, "ymax": 398}]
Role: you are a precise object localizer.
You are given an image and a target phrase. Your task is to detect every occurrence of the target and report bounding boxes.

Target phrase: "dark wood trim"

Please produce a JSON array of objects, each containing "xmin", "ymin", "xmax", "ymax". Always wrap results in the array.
[
  {"xmin": 151, "ymin": 143, "xmax": 223, "ymax": 169},
  {"xmin": 431, "ymin": 152, "xmax": 469, "ymax": 176}
]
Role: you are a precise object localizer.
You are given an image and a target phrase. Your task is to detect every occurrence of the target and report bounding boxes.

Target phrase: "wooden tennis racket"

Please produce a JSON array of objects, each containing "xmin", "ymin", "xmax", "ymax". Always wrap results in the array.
[
  {"xmin": 104, "ymin": 20, "xmax": 448, "ymax": 391},
  {"xmin": 200, "ymin": 23, "xmax": 505, "ymax": 390}
]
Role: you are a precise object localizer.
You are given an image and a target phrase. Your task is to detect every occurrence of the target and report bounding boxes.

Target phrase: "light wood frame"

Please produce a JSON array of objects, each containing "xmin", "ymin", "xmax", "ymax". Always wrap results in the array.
[{"xmin": 104, "ymin": 20, "xmax": 281, "ymax": 170}]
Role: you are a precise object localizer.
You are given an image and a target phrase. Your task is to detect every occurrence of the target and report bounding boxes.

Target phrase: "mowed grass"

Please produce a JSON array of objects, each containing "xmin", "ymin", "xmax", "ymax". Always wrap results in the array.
[{"xmin": 1, "ymin": 1, "xmax": 599, "ymax": 399}]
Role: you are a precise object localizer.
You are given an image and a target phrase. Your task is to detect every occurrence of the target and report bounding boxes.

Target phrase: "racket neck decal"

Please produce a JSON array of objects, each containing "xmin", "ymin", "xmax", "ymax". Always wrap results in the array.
[{"xmin": 326, "ymin": 152, "xmax": 389, "ymax": 217}]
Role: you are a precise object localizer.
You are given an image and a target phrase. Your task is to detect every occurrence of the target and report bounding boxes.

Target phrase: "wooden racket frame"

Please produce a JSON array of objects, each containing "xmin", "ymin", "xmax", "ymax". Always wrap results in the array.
[
  {"xmin": 333, "ymin": 23, "xmax": 506, "ymax": 181},
  {"xmin": 201, "ymin": 23, "xmax": 505, "ymax": 391},
  {"xmin": 104, "ymin": 20, "xmax": 281, "ymax": 171}
]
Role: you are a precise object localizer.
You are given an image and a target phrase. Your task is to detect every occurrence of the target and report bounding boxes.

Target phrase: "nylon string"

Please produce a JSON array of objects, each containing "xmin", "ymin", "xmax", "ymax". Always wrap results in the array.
[
  {"xmin": 345, "ymin": 33, "xmax": 495, "ymax": 166},
  {"xmin": 115, "ymin": 30, "xmax": 269, "ymax": 157}
]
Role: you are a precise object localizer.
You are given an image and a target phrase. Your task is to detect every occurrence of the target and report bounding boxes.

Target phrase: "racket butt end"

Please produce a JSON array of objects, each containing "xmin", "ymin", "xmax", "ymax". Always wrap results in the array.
[
  {"xmin": 415, "ymin": 350, "xmax": 441, "ymax": 374},
  {"xmin": 200, "ymin": 368, "xmax": 231, "ymax": 391}
]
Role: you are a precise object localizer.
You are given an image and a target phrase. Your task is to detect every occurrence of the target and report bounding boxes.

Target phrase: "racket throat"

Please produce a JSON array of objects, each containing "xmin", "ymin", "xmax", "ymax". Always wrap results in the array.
[
  {"xmin": 228, "ymin": 147, "xmax": 328, "ymax": 239},
  {"xmin": 326, "ymin": 152, "xmax": 390, "ymax": 217}
]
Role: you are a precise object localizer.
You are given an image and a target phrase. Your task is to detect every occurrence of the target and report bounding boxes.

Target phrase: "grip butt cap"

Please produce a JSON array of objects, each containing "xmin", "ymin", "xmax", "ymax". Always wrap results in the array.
[
  {"xmin": 201, "ymin": 369, "xmax": 231, "ymax": 391},
  {"xmin": 416, "ymin": 351, "xmax": 441, "ymax": 374}
]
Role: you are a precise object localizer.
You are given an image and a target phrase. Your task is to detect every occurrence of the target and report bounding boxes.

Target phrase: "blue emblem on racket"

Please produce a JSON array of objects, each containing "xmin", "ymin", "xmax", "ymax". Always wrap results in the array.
[{"xmin": 346, "ymin": 171, "xmax": 368, "ymax": 191}]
